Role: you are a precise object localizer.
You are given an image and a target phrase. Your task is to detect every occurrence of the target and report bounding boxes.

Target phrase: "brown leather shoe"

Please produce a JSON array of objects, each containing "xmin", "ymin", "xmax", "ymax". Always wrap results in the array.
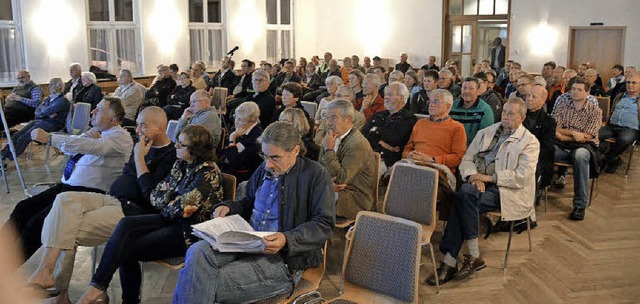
[
  {"xmin": 426, "ymin": 262, "xmax": 457, "ymax": 286},
  {"xmin": 455, "ymin": 254, "xmax": 486, "ymax": 279}
]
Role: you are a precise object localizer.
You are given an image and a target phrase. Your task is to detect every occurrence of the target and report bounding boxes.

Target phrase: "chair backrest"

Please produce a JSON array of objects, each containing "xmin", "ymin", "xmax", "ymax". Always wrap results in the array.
[
  {"xmin": 217, "ymin": 128, "xmax": 227, "ymax": 153},
  {"xmin": 596, "ymin": 96, "xmax": 610, "ymax": 123},
  {"xmin": 383, "ymin": 162, "xmax": 438, "ymax": 228},
  {"xmin": 166, "ymin": 120, "xmax": 179, "ymax": 142},
  {"xmin": 211, "ymin": 87, "xmax": 229, "ymax": 114},
  {"xmin": 301, "ymin": 101, "xmax": 318, "ymax": 118},
  {"xmin": 343, "ymin": 211, "xmax": 421, "ymax": 303},
  {"xmin": 71, "ymin": 102, "xmax": 92, "ymax": 132},
  {"xmin": 221, "ymin": 173, "xmax": 236, "ymax": 201}
]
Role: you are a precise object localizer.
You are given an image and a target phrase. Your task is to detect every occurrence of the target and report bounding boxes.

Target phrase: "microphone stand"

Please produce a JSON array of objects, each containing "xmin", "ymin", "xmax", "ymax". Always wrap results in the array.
[{"xmin": 0, "ymin": 94, "xmax": 27, "ymax": 195}]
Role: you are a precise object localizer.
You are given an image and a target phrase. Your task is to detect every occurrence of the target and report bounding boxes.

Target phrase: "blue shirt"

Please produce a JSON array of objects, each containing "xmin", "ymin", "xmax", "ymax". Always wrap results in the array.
[
  {"xmin": 610, "ymin": 94, "xmax": 639, "ymax": 130},
  {"xmin": 250, "ymin": 172, "xmax": 282, "ymax": 232}
]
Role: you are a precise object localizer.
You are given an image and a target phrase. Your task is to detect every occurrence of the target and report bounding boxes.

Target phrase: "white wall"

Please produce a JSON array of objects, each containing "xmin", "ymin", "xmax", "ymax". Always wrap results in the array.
[
  {"xmin": 294, "ymin": 0, "xmax": 443, "ymax": 68},
  {"xmin": 509, "ymin": 0, "xmax": 640, "ymax": 72}
]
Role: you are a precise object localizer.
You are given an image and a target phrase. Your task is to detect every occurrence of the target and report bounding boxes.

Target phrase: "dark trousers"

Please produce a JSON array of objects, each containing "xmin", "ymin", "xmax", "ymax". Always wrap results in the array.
[
  {"xmin": 1, "ymin": 106, "xmax": 34, "ymax": 130},
  {"xmin": 599, "ymin": 124, "xmax": 638, "ymax": 162},
  {"xmin": 1, "ymin": 120, "xmax": 62, "ymax": 160},
  {"xmin": 1, "ymin": 183, "xmax": 104, "ymax": 262},
  {"xmin": 91, "ymin": 214, "xmax": 187, "ymax": 304},
  {"xmin": 439, "ymin": 183, "xmax": 501, "ymax": 259}
]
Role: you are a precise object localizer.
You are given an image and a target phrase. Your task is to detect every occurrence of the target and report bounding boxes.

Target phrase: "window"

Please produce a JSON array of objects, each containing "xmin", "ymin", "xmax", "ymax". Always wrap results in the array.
[
  {"xmin": 266, "ymin": 0, "xmax": 293, "ymax": 64},
  {"xmin": 0, "ymin": 0, "xmax": 26, "ymax": 83},
  {"xmin": 189, "ymin": 0, "xmax": 225, "ymax": 69},
  {"xmin": 87, "ymin": 0, "xmax": 141, "ymax": 74},
  {"xmin": 449, "ymin": 0, "xmax": 508, "ymax": 16}
]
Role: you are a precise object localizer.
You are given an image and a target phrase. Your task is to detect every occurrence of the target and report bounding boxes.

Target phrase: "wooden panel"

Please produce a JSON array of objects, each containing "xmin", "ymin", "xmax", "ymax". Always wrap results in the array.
[{"xmin": 570, "ymin": 27, "xmax": 625, "ymax": 78}]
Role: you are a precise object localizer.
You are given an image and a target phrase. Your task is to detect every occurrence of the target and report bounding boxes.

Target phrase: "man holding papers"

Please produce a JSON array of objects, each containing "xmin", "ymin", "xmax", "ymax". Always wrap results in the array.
[{"xmin": 173, "ymin": 122, "xmax": 336, "ymax": 304}]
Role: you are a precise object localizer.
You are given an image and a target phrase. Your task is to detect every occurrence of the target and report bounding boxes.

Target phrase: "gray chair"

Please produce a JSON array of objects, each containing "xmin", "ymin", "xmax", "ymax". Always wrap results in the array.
[
  {"xmin": 45, "ymin": 102, "xmax": 92, "ymax": 166},
  {"xmin": 382, "ymin": 162, "xmax": 440, "ymax": 293},
  {"xmin": 166, "ymin": 120, "xmax": 179, "ymax": 142},
  {"xmin": 328, "ymin": 211, "xmax": 422, "ymax": 303},
  {"xmin": 301, "ymin": 101, "xmax": 318, "ymax": 119}
]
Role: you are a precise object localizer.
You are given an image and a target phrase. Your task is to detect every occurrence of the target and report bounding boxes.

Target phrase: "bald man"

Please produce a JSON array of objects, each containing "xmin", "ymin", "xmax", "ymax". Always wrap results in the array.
[
  {"xmin": 25, "ymin": 106, "xmax": 177, "ymax": 303},
  {"xmin": 177, "ymin": 90, "xmax": 222, "ymax": 147},
  {"xmin": 585, "ymin": 69, "xmax": 606, "ymax": 96},
  {"xmin": 524, "ymin": 86, "xmax": 557, "ymax": 194}
]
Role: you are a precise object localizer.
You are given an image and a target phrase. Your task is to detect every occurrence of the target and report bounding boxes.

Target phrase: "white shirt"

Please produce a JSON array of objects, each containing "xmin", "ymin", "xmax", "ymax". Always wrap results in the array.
[
  {"xmin": 334, "ymin": 128, "xmax": 352, "ymax": 153},
  {"xmin": 52, "ymin": 125, "xmax": 134, "ymax": 191}
]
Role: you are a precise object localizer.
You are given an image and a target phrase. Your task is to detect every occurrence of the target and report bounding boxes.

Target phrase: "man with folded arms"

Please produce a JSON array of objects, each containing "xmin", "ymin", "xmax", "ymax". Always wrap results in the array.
[
  {"xmin": 26, "ymin": 107, "xmax": 175, "ymax": 303},
  {"xmin": 172, "ymin": 122, "xmax": 334, "ymax": 303},
  {"xmin": 1, "ymin": 97, "xmax": 133, "ymax": 266},
  {"xmin": 427, "ymin": 98, "xmax": 539, "ymax": 286}
]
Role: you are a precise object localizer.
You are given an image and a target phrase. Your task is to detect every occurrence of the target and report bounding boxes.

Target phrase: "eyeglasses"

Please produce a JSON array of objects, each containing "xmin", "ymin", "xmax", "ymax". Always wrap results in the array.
[
  {"xmin": 175, "ymin": 141, "xmax": 190, "ymax": 149},
  {"xmin": 259, "ymin": 152, "xmax": 283, "ymax": 162},
  {"xmin": 17, "ymin": 76, "xmax": 26, "ymax": 80},
  {"xmin": 626, "ymin": 81, "xmax": 639, "ymax": 85}
]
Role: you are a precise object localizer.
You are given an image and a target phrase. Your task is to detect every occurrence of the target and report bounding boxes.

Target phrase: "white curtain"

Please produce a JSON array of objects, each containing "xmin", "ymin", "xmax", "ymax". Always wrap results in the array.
[
  {"xmin": 0, "ymin": 27, "xmax": 25, "ymax": 82},
  {"xmin": 190, "ymin": 29, "xmax": 207, "ymax": 63},
  {"xmin": 208, "ymin": 28, "xmax": 223, "ymax": 62},
  {"xmin": 280, "ymin": 30, "xmax": 291, "ymax": 60},
  {"xmin": 115, "ymin": 28, "xmax": 138, "ymax": 72},
  {"xmin": 266, "ymin": 30, "xmax": 278, "ymax": 64},
  {"xmin": 89, "ymin": 28, "xmax": 110, "ymax": 71}
]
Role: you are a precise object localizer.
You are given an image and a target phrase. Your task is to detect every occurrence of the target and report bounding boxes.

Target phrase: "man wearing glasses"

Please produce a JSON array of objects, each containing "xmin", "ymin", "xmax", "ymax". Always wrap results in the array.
[
  {"xmin": 177, "ymin": 90, "xmax": 222, "ymax": 147},
  {"xmin": 438, "ymin": 68, "xmax": 461, "ymax": 100},
  {"xmin": 599, "ymin": 73, "xmax": 640, "ymax": 173},
  {"xmin": 2, "ymin": 70, "xmax": 43, "ymax": 130}
]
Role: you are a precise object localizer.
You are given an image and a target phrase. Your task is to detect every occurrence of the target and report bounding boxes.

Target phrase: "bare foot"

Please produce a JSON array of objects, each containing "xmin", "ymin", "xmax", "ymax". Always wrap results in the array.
[{"xmin": 27, "ymin": 269, "xmax": 56, "ymax": 290}]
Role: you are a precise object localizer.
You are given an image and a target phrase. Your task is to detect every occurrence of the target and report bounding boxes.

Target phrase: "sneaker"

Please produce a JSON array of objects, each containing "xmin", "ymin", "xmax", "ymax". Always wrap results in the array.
[
  {"xmin": 570, "ymin": 208, "xmax": 585, "ymax": 221},
  {"xmin": 553, "ymin": 176, "xmax": 566, "ymax": 189},
  {"xmin": 454, "ymin": 254, "xmax": 486, "ymax": 280}
]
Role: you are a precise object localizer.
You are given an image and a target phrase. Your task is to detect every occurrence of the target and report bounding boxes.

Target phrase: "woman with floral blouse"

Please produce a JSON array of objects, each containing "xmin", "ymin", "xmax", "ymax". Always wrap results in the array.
[{"xmin": 76, "ymin": 125, "xmax": 223, "ymax": 304}]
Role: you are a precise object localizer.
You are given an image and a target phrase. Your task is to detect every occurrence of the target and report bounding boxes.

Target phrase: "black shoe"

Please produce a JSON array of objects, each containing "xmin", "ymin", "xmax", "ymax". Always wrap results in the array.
[
  {"xmin": 455, "ymin": 254, "xmax": 486, "ymax": 280},
  {"xmin": 426, "ymin": 262, "xmax": 457, "ymax": 286},
  {"xmin": 553, "ymin": 176, "xmax": 566, "ymax": 189},
  {"xmin": 604, "ymin": 164, "xmax": 620, "ymax": 173},
  {"xmin": 570, "ymin": 208, "xmax": 585, "ymax": 221}
]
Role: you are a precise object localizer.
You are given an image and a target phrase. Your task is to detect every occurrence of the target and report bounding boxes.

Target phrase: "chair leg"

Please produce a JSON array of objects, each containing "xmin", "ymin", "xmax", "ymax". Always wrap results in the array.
[
  {"xmin": 544, "ymin": 186, "xmax": 548, "ymax": 213},
  {"xmin": 503, "ymin": 221, "xmax": 514, "ymax": 273},
  {"xmin": 625, "ymin": 142, "xmax": 635, "ymax": 177},
  {"xmin": 339, "ymin": 237, "xmax": 350, "ymax": 295},
  {"xmin": 427, "ymin": 243, "xmax": 440, "ymax": 294},
  {"xmin": 526, "ymin": 217, "xmax": 532, "ymax": 252},
  {"xmin": 588, "ymin": 178, "xmax": 596, "ymax": 207}
]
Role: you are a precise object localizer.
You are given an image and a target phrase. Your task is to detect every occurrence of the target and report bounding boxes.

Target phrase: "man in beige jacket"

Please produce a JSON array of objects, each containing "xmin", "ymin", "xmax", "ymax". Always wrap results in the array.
[{"xmin": 427, "ymin": 98, "xmax": 539, "ymax": 286}]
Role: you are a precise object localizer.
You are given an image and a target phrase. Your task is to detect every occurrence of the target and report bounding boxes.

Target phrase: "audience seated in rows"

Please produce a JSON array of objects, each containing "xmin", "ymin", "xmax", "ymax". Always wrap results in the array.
[
  {"xmin": 177, "ymin": 90, "xmax": 222, "ymax": 148},
  {"xmin": 319, "ymin": 100, "xmax": 376, "ymax": 220},
  {"xmin": 219, "ymin": 101, "xmax": 263, "ymax": 183},
  {"xmin": 362, "ymin": 81, "xmax": 417, "ymax": 176},
  {"xmin": 1, "ymin": 78, "xmax": 69, "ymax": 162},
  {"xmin": 1, "ymin": 98, "xmax": 133, "ymax": 265},
  {"xmin": 172, "ymin": 122, "xmax": 334, "ymax": 303},
  {"xmin": 163, "ymin": 72, "xmax": 196, "ymax": 120},
  {"xmin": 24, "ymin": 106, "xmax": 175, "ymax": 303},
  {"xmin": 551, "ymin": 77, "xmax": 602, "ymax": 221},
  {"xmin": 450, "ymin": 77, "xmax": 494, "ymax": 146},
  {"xmin": 427, "ymin": 98, "xmax": 539, "ymax": 286},
  {"xmin": 76, "ymin": 124, "xmax": 223, "ymax": 304}
]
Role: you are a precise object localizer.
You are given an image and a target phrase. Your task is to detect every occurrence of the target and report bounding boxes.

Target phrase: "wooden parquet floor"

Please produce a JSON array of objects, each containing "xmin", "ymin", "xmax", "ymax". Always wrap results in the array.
[{"xmin": 1, "ymin": 143, "xmax": 639, "ymax": 303}]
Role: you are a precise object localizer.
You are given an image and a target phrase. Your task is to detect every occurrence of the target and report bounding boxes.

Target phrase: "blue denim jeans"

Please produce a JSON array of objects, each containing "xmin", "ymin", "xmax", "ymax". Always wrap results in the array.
[
  {"xmin": 172, "ymin": 241, "xmax": 297, "ymax": 304},
  {"xmin": 554, "ymin": 145, "xmax": 590, "ymax": 209},
  {"xmin": 1, "ymin": 120, "xmax": 62, "ymax": 160},
  {"xmin": 90, "ymin": 214, "xmax": 187, "ymax": 304},
  {"xmin": 599, "ymin": 124, "xmax": 638, "ymax": 162},
  {"xmin": 439, "ymin": 183, "xmax": 501, "ymax": 259}
]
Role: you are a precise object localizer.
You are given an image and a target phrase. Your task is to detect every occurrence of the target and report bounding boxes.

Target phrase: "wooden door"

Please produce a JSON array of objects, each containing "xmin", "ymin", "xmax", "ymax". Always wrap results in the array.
[{"xmin": 569, "ymin": 27, "xmax": 625, "ymax": 79}]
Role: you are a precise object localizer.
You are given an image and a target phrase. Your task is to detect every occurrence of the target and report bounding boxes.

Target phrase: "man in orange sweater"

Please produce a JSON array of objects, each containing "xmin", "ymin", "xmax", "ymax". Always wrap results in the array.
[{"xmin": 403, "ymin": 89, "xmax": 467, "ymax": 174}]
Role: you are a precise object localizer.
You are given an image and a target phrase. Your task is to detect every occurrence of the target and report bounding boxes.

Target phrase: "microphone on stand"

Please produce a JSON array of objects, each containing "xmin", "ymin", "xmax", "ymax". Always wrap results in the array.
[{"xmin": 227, "ymin": 46, "xmax": 239, "ymax": 56}]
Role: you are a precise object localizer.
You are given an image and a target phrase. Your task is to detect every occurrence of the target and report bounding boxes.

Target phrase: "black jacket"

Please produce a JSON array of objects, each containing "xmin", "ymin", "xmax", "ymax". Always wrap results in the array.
[
  {"xmin": 208, "ymin": 69, "xmax": 237, "ymax": 93},
  {"xmin": 146, "ymin": 77, "xmax": 177, "ymax": 107},
  {"xmin": 167, "ymin": 85, "xmax": 196, "ymax": 108},
  {"xmin": 74, "ymin": 83, "xmax": 104, "ymax": 110},
  {"xmin": 406, "ymin": 89, "xmax": 429, "ymax": 114},
  {"xmin": 523, "ymin": 109, "xmax": 557, "ymax": 188},
  {"xmin": 243, "ymin": 91, "xmax": 277, "ymax": 129},
  {"xmin": 363, "ymin": 108, "xmax": 418, "ymax": 167},
  {"xmin": 220, "ymin": 156, "xmax": 335, "ymax": 271},
  {"xmin": 233, "ymin": 72, "xmax": 254, "ymax": 99}
]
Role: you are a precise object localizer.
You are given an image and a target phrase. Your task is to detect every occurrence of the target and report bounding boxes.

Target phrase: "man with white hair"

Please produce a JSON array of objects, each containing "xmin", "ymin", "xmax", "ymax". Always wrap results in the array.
[
  {"xmin": 362, "ymin": 81, "xmax": 417, "ymax": 173},
  {"xmin": 242, "ymin": 69, "xmax": 277, "ymax": 129},
  {"xmin": 177, "ymin": 89, "xmax": 222, "ymax": 147},
  {"xmin": 395, "ymin": 52, "xmax": 412, "ymax": 74},
  {"xmin": 361, "ymin": 73, "xmax": 386, "ymax": 121},
  {"xmin": 112, "ymin": 69, "xmax": 145, "ymax": 126},
  {"xmin": 585, "ymin": 68, "xmax": 606, "ymax": 96},
  {"xmin": 63, "ymin": 63, "xmax": 83, "ymax": 101},
  {"xmin": 320, "ymin": 100, "xmax": 376, "ymax": 220},
  {"xmin": 427, "ymin": 98, "xmax": 539, "ymax": 286}
]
